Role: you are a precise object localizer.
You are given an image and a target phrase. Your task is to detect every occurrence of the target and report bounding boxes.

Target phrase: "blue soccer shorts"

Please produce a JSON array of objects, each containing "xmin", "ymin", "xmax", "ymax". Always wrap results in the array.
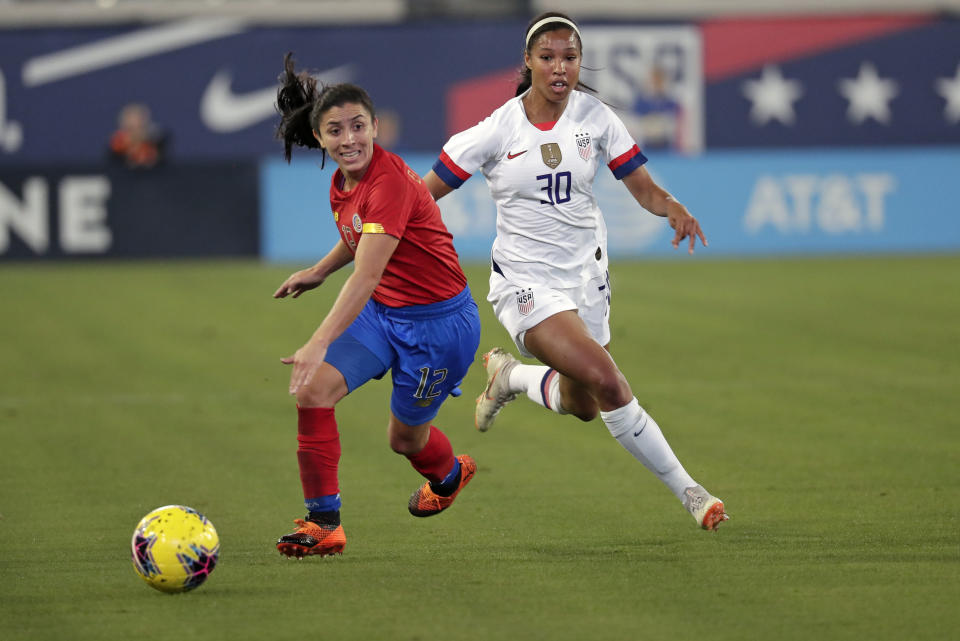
[{"xmin": 323, "ymin": 286, "xmax": 481, "ymax": 426}]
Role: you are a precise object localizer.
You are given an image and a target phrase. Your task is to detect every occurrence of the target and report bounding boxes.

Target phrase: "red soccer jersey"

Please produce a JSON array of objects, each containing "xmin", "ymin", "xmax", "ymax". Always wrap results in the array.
[{"xmin": 328, "ymin": 145, "xmax": 467, "ymax": 307}]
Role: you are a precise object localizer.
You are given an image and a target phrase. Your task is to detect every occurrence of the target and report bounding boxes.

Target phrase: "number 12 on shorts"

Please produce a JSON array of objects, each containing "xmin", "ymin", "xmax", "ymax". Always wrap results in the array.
[
  {"xmin": 537, "ymin": 171, "xmax": 571, "ymax": 205},
  {"xmin": 414, "ymin": 367, "xmax": 448, "ymax": 400}
]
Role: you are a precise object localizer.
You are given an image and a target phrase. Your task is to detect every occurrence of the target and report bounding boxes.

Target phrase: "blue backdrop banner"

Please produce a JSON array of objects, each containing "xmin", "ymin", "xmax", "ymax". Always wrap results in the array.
[
  {"xmin": 261, "ymin": 148, "xmax": 960, "ymax": 263},
  {"xmin": 2, "ymin": 16, "xmax": 959, "ymax": 165}
]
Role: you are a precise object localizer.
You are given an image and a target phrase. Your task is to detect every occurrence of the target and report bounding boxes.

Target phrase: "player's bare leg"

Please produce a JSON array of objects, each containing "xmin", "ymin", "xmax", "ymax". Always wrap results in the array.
[{"xmin": 526, "ymin": 311, "xmax": 729, "ymax": 530}]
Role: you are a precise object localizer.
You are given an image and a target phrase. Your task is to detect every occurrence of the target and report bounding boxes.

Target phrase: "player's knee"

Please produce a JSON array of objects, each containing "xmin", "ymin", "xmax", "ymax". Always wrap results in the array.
[
  {"xmin": 294, "ymin": 370, "xmax": 346, "ymax": 408},
  {"xmin": 388, "ymin": 430, "xmax": 420, "ymax": 456},
  {"xmin": 295, "ymin": 385, "xmax": 335, "ymax": 408},
  {"xmin": 589, "ymin": 368, "xmax": 632, "ymax": 410}
]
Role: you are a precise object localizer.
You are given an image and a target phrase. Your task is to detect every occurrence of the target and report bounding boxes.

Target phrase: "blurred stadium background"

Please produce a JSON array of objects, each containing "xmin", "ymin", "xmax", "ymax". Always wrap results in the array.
[{"xmin": 1, "ymin": 0, "xmax": 959, "ymax": 260}]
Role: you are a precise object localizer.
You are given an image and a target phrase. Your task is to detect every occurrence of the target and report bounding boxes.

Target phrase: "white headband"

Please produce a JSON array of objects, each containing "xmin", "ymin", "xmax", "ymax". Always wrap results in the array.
[{"xmin": 525, "ymin": 17, "xmax": 581, "ymax": 49}]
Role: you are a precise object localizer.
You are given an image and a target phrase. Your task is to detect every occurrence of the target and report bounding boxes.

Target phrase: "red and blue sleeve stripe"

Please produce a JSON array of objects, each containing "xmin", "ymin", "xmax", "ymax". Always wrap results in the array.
[
  {"xmin": 431, "ymin": 151, "xmax": 471, "ymax": 189},
  {"xmin": 608, "ymin": 144, "xmax": 648, "ymax": 180}
]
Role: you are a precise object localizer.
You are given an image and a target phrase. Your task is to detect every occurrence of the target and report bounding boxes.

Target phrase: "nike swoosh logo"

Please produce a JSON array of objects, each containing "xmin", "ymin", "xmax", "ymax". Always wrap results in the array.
[
  {"xmin": 633, "ymin": 417, "xmax": 648, "ymax": 438},
  {"xmin": 506, "ymin": 150, "xmax": 527, "ymax": 159},
  {"xmin": 482, "ymin": 371, "xmax": 501, "ymax": 400},
  {"xmin": 200, "ymin": 64, "xmax": 353, "ymax": 133}
]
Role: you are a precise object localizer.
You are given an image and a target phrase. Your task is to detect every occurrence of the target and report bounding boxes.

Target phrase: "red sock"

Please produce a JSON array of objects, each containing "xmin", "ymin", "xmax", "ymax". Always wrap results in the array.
[
  {"xmin": 296, "ymin": 406, "xmax": 340, "ymax": 499},
  {"xmin": 406, "ymin": 425, "xmax": 456, "ymax": 484}
]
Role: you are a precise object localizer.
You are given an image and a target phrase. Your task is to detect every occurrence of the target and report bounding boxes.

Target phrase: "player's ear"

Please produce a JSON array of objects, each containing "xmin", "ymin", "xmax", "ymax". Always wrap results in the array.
[
  {"xmin": 312, "ymin": 129, "xmax": 325, "ymax": 149},
  {"xmin": 371, "ymin": 117, "xmax": 379, "ymax": 139}
]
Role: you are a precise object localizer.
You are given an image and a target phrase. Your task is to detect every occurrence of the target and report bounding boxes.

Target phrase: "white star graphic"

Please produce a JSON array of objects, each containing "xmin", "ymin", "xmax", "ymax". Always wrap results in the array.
[
  {"xmin": 935, "ymin": 63, "xmax": 960, "ymax": 124},
  {"xmin": 837, "ymin": 62, "xmax": 899, "ymax": 125},
  {"xmin": 742, "ymin": 65, "xmax": 804, "ymax": 126}
]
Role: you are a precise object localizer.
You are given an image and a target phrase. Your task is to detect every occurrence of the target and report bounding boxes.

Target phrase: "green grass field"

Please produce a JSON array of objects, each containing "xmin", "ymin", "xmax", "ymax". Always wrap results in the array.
[{"xmin": 1, "ymin": 256, "xmax": 957, "ymax": 640}]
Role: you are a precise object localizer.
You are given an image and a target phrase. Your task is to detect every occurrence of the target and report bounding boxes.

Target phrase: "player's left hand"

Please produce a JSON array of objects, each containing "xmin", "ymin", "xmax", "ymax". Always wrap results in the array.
[
  {"xmin": 281, "ymin": 339, "xmax": 328, "ymax": 395},
  {"xmin": 666, "ymin": 200, "xmax": 708, "ymax": 254}
]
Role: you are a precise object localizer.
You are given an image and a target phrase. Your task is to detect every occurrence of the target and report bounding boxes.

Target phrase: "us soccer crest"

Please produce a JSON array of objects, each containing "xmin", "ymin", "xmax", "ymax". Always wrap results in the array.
[
  {"xmin": 516, "ymin": 288, "xmax": 535, "ymax": 316},
  {"xmin": 540, "ymin": 143, "xmax": 562, "ymax": 169},
  {"xmin": 575, "ymin": 132, "xmax": 591, "ymax": 161}
]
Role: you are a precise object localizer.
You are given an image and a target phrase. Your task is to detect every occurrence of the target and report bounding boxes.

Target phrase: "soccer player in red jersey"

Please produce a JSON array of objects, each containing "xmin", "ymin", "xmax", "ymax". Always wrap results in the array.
[{"xmin": 271, "ymin": 54, "xmax": 481, "ymax": 558}]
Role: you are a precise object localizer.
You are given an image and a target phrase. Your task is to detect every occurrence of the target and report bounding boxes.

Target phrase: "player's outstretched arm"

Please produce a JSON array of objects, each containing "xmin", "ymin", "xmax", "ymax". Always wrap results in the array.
[
  {"xmin": 282, "ymin": 233, "xmax": 399, "ymax": 395},
  {"xmin": 273, "ymin": 239, "xmax": 355, "ymax": 299},
  {"xmin": 621, "ymin": 166, "xmax": 708, "ymax": 254}
]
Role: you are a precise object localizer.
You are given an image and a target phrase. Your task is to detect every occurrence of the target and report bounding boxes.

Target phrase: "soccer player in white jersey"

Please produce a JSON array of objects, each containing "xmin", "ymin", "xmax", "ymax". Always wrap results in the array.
[{"xmin": 423, "ymin": 11, "xmax": 729, "ymax": 531}]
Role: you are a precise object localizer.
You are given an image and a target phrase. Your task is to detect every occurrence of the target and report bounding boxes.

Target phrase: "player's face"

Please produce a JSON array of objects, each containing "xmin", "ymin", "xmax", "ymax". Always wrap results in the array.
[
  {"xmin": 314, "ymin": 103, "xmax": 379, "ymax": 182},
  {"xmin": 525, "ymin": 29, "xmax": 581, "ymax": 104}
]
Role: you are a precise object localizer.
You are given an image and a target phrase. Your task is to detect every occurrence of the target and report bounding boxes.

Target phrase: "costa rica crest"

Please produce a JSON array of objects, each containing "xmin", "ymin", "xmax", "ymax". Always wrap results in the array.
[{"xmin": 352, "ymin": 213, "xmax": 362, "ymax": 233}]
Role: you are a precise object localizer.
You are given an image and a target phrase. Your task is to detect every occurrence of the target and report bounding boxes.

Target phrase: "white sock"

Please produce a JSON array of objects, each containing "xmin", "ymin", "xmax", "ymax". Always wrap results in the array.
[
  {"xmin": 508, "ymin": 364, "xmax": 567, "ymax": 414},
  {"xmin": 600, "ymin": 397, "xmax": 695, "ymax": 500}
]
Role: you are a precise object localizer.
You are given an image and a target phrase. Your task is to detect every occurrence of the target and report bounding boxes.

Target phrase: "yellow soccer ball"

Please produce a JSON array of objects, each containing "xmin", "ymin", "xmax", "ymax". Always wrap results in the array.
[{"xmin": 131, "ymin": 505, "xmax": 219, "ymax": 593}]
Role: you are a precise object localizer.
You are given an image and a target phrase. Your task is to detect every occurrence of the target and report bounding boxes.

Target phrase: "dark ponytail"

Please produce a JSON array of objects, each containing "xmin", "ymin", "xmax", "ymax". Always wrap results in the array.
[
  {"xmin": 275, "ymin": 53, "xmax": 378, "ymax": 166},
  {"xmin": 515, "ymin": 11, "xmax": 595, "ymax": 97},
  {"xmin": 276, "ymin": 52, "xmax": 322, "ymax": 163}
]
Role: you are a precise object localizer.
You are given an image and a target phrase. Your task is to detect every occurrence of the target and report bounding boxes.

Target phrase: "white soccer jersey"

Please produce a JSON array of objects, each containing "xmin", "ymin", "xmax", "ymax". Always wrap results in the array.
[{"xmin": 434, "ymin": 89, "xmax": 647, "ymax": 287}]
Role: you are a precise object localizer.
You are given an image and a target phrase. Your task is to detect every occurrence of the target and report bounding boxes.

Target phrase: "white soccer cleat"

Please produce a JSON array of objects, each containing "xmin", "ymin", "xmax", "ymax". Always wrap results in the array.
[
  {"xmin": 475, "ymin": 348, "xmax": 520, "ymax": 432},
  {"xmin": 683, "ymin": 485, "xmax": 729, "ymax": 531}
]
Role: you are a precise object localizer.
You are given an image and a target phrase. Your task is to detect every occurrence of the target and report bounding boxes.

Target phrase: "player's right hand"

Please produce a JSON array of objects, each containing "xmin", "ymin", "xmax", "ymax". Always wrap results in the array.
[{"xmin": 281, "ymin": 338, "xmax": 328, "ymax": 395}]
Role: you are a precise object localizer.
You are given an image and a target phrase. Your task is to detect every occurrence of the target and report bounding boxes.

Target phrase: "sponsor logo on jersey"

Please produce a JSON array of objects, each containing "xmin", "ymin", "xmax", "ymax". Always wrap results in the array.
[
  {"xmin": 516, "ymin": 288, "xmax": 535, "ymax": 315},
  {"xmin": 352, "ymin": 213, "xmax": 362, "ymax": 233},
  {"xmin": 540, "ymin": 143, "xmax": 562, "ymax": 169},
  {"xmin": 575, "ymin": 132, "xmax": 592, "ymax": 161},
  {"xmin": 507, "ymin": 150, "xmax": 527, "ymax": 159}
]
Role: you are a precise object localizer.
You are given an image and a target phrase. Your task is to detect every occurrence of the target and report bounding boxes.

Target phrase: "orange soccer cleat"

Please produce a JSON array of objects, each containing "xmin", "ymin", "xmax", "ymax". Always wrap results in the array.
[
  {"xmin": 408, "ymin": 455, "xmax": 477, "ymax": 517},
  {"xmin": 683, "ymin": 485, "xmax": 730, "ymax": 531},
  {"xmin": 276, "ymin": 518, "xmax": 346, "ymax": 558}
]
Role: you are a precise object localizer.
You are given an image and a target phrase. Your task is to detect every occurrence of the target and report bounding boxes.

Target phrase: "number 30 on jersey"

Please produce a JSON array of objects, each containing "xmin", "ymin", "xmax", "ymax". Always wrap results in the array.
[{"xmin": 537, "ymin": 171, "xmax": 572, "ymax": 206}]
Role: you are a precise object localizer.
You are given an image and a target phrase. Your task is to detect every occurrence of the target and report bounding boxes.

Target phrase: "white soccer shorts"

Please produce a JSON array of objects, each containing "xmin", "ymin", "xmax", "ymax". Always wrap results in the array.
[{"xmin": 487, "ymin": 267, "xmax": 611, "ymax": 358}]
